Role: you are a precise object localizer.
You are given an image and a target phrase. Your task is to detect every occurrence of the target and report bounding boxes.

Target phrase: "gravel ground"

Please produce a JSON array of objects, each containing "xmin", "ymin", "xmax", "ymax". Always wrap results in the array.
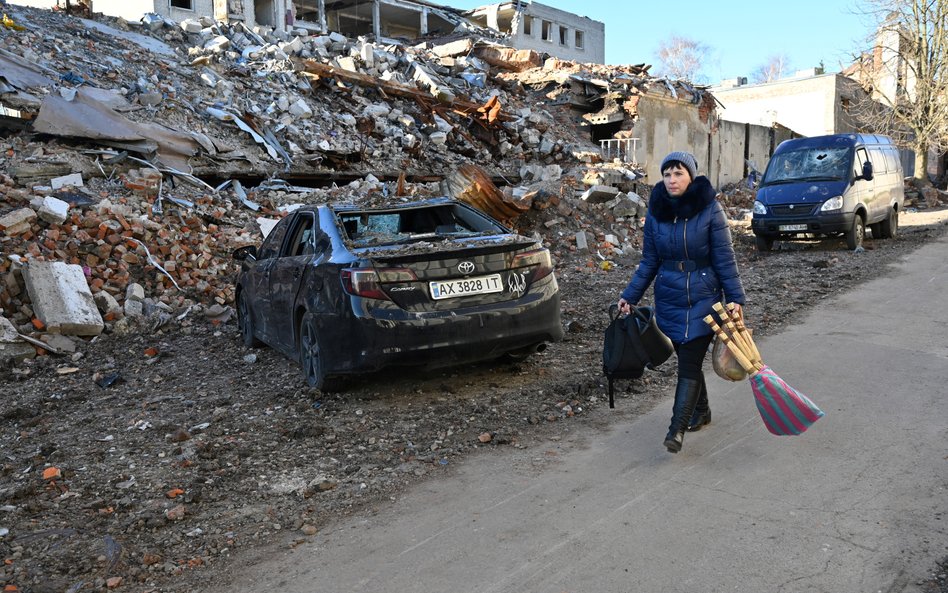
[{"xmin": 2, "ymin": 209, "xmax": 947, "ymax": 593}]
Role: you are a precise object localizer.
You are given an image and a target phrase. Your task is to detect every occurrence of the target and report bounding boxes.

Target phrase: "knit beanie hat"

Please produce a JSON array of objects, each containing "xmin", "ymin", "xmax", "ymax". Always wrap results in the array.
[{"xmin": 660, "ymin": 151, "xmax": 698, "ymax": 180}]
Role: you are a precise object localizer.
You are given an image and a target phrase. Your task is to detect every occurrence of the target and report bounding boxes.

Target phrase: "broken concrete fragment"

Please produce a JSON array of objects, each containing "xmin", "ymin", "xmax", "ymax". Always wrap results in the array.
[
  {"xmin": 93, "ymin": 291, "xmax": 123, "ymax": 318},
  {"xmin": 23, "ymin": 261, "xmax": 104, "ymax": 336},
  {"xmin": 581, "ymin": 185, "xmax": 621, "ymax": 203},
  {"xmin": 0, "ymin": 208, "xmax": 37, "ymax": 235},
  {"xmin": 41, "ymin": 333, "xmax": 77, "ymax": 354},
  {"xmin": 336, "ymin": 56, "xmax": 358, "ymax": 72},
  {"xmin": 37, "ymin": 196, "xmax": 70, "ymax": 225},
  {"xmin": 138, "ymin": 92, "xmax": 163, "ymax": 107},
  {"xmin": 50, "ymin": 172, "xmax": 84, "ymax": 190},
  {"xmin": 0, "ymin": 316, "xmax": 18, "ymax": 343},
  {"xmin": 124, "ymin": 300, "xmax": 144, "ymax": 318},
  {"xmin": 289, "ymin": 99, "xmax": 313, "ymax": 118},
  {"xmin": 575, "ymin": 231, "xmax": 589, "ymax": 252},
  {"xmin": 126, "ymin": 283, "xmax": 145, "ymax": 303},
  {"xmin": 205, "ymin": 35, "xmax": 231, "ymax": 53},
  {"xmin": 180, "ymin": 19, "xmax": 203, "ymax": 33}
]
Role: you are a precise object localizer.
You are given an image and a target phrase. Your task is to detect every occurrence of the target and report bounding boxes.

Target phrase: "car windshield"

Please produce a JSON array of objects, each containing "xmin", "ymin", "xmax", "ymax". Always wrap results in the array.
[
  {"xmin": 338, "ymin": 204, "xmax": 504, "ymax": 247},
  {"xmin": 761, "ymin": 147, "xmax": 851, "ymax": 185}
]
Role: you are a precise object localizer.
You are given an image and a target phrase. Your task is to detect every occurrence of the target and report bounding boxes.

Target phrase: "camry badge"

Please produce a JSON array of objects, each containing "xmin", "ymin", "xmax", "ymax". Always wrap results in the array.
[{"xmin": 458, "ymin": 261, "xmax": 475, "ymax": 274}]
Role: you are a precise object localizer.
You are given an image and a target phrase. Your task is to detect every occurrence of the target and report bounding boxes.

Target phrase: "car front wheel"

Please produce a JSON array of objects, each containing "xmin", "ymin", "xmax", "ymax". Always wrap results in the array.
[
  {"xmin": 237, "ymin": 292, "xmax": 262, "ymax": 347},
  {"xmin": 845, "ymin": 215, "xmax": 865, "ymax": 250},
  {"xmin": 881, "ymin": 208, "xmax": 899, "ymax": 239}
]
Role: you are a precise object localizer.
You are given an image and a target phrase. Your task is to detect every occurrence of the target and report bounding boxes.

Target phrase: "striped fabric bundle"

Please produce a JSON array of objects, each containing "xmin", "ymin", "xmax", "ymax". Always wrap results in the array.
[
  {"xmin": 704, "ymin": 302, "xmax": 825, "ymax": 436},
  {"xmin": 750, "ymin": 365, "xmax": 825, "ymax": 436}
]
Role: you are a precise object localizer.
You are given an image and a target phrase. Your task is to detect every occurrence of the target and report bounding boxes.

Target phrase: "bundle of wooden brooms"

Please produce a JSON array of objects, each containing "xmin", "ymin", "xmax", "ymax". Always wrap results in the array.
[{"xmin": 704, "ymin": 302, "xmax": 825, "ymax": 436}]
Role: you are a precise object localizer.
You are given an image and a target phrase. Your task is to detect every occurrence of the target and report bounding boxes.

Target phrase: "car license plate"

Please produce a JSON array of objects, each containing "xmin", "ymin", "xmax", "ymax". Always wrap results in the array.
[
  {"xmin": 779, "ymin": 224, "xmax": 808, "ymax": 231},
  {"xmin": 430, "ymin": 274, "xmax": 503, "ymax": 300}
]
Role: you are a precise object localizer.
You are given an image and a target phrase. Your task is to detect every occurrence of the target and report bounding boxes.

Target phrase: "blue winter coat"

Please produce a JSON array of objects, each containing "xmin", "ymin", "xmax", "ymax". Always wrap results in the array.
[{"xmin": 620, "ymin": 176, "xmax": 745, "ymax": 344}]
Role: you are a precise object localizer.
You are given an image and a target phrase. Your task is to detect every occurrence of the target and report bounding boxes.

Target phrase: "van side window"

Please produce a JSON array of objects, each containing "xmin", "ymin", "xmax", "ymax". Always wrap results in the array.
[
  {"xmin": 884, "ymin": 148, "xmax": 900, "ymax": 174},
  {"xmin": 869, "ymin": 148, "xmax": 887, "ymax": 174}
]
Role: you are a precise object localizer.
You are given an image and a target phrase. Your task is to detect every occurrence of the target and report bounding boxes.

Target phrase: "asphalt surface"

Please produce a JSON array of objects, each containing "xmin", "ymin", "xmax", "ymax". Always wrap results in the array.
[{"xmin": 213, "ymin": 234, "xmax": 948, "ymax": 593}]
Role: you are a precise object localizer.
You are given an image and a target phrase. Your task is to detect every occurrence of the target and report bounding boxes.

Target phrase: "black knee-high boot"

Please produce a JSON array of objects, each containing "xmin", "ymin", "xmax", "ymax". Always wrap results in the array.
[
  {"xmin": 688, "ymin": 376, "xmax": 711, "ymax": 432},
  {"xmin": 664, "ymin": 377, "xmax": 702, "ymax": 453}
]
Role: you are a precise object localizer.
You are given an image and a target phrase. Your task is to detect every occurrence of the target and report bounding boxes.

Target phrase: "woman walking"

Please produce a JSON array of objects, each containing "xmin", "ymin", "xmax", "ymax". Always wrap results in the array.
[{"xmin": 617, "ymin": 151, "xmax": 746, "ymax": 453}]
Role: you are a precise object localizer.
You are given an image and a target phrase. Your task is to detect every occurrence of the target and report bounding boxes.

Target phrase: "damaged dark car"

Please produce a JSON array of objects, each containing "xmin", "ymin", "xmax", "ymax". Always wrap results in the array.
[{"xmin": 233, "ymin": 197, "xmax": 564, "ymax": 390}]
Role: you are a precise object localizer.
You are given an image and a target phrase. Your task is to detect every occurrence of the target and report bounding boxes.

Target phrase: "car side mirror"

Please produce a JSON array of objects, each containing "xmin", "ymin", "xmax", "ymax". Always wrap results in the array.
[
  {"xmin": 232, "ymin": 245, "xmax": 257, "ymax": 262},
  {"xmin": 859, "ymin": 160, "xmax": 873, "ymax": 182}
]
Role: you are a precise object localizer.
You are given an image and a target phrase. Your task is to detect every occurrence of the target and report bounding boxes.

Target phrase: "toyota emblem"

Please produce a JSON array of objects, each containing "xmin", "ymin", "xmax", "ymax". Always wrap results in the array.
[{"xmin": 458, "ymin": 261, "xmax": 475, "ymax": 274}]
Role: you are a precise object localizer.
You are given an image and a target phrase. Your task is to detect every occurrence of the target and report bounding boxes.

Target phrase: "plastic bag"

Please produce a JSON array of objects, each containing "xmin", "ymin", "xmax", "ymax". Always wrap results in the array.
[{"xmin": 712, "ymin": 335, "xmax": 748, "ymax": 381}]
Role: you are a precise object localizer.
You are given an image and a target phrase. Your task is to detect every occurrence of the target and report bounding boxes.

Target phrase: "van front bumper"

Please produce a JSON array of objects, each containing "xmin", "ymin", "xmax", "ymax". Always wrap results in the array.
[{"xmin": 752, "ymin": 212, "xmax": 855, "ymax": 236}]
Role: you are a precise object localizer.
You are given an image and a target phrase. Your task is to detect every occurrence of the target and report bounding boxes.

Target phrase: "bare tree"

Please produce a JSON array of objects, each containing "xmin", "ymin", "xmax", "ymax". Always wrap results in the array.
[
  {"xmin": 655, "ymin": 36, "xmax": 710, "ymax": 82},
  {"xmin": 850, "ymin": 0, "xmax": 948, "ymax": 182},
  {"xmin": 752, "ymin": 54, "xmax": 792, "ymax": 83}
]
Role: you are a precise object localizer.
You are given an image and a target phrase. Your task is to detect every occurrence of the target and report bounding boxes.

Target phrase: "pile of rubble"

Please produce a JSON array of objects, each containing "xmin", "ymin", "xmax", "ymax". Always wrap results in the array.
[{"xmin": 0, "ymin": 4, "xmax": 709, "ymax": 366}]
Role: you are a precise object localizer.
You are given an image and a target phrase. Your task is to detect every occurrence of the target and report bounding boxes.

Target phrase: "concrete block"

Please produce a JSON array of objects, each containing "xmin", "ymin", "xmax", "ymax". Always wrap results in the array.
[
  {"xmin": 336, "ymin": 56, "xmax": 358, "ymax": 72},
  {"xmin": 23, "ymin": 261, "xmax": 104, "ymax": 336},
  {"xmin": 575, "ymin": 231, "xmax": 589, "ymax": 252},
  {"xmin": 37, "ymin": 196, "xmax": 70, "ymax": 225},
  {"xmin": 126, "ymin": 283, "xmax": 145, "ymax": 303},
  {"xmin": 124, "ymin": 299, "xmax": 144, "ymax": 318},
  {"xmin": 0, "ymin": 208, "xmax": 37, "ymax": 235},
  {"xmin": 50, "ymin": 173, "xmax": 83, "ymax": 189},
  {"xmin": 180, "ymin": 19, "xmax": 203, "ymax": 33},
  {"xmin": 93, "ymin": 291, "xmax": 122, "ymax": 317},
  {"xmin": 581, "ymin": 185, "xmax": 620, "ymax": 203}
]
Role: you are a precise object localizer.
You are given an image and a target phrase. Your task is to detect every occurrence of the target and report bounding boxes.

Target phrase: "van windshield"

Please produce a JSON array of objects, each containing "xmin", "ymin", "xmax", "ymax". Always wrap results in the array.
[{"xmin": 761, "ymin": 147, "xmax": 851, "ymax": 186}]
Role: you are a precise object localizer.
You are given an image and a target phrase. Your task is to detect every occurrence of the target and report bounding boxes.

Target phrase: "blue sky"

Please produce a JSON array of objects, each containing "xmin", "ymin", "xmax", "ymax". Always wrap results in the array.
[{"xmin": 450, "ymin": 0, "xmax": 876, "ymax": 83}]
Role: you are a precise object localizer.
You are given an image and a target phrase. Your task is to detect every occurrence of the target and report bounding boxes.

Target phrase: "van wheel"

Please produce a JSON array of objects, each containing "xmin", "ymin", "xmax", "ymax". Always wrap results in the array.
[
  {"xmin": 845, "ymin": 215, "xmax": 865, "ymax": 250},
  {"xmin": 754, "ymin": 236, "xmax": 774, "ymax": 252},
  {"xmin": 880, "ymin": 208, "xmax": 899, "ymax": 239}
]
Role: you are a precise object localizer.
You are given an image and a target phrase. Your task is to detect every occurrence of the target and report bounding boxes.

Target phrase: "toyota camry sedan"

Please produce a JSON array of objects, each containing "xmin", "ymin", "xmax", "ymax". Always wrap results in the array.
[{"xmin": 233, "ymin": 197, "xmax": 563, "ymax": 390}]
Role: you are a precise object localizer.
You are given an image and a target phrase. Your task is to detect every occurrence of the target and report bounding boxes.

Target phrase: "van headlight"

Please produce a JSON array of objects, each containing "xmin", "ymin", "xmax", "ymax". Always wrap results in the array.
[
  {"xmin": 820, "ymin": 196, "xmax": 843, "ymax": 212},
  {"xmin": 753, "ymin": 200, "xmax": 767, "ymax": 215}
]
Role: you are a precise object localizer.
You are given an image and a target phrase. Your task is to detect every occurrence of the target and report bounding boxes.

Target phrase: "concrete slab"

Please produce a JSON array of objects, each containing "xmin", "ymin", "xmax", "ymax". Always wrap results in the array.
[{"xmin": 23, "ymin": 261, "xmax": 103, "ymax": 336}]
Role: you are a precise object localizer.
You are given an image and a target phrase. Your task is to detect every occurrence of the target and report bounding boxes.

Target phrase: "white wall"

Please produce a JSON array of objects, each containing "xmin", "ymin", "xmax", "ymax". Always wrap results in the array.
[
  {"xmin": 509, "ymin": 2, "xmax": 604, "ymax": 64},
  {"xmin": 712, "ymin": 74, "xmax": 841, "ymax": 137}
]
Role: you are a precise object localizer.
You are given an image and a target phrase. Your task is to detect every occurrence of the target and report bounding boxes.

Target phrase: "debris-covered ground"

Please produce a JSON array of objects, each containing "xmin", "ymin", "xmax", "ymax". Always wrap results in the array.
[
  {"xmin": 1, "ymin": 210, "xmax": 945, "ymax": 593},
  {"xmin": 4, "ymin": 5, "xmax": 948, "ymax": 593}
]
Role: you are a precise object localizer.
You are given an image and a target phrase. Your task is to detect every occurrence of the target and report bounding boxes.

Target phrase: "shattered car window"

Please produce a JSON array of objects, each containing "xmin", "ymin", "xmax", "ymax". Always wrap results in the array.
[{"xmin": 338, "ymin": 204, "xmax": 502, "ymax": 246}]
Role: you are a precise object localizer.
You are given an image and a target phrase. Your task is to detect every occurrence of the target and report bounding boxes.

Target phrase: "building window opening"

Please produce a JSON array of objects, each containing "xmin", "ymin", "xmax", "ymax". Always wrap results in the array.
[
  {"xmin": 559, "ymin": 25, "xmax": 568, "ymax": 46},
  {"xmin": 575, "ymin": 29, "xmax": 584, "ymax": 49},
  {"xmin": 522, "ymin": 16, "xmax": 532, "ymax": 36},
  {"xmin": 541, "ymin": 20, "xmax": 552, "ymax": 41},
  {"xmin": 170, "ymin": 0, "xmax": 193, "ymax": 9}
]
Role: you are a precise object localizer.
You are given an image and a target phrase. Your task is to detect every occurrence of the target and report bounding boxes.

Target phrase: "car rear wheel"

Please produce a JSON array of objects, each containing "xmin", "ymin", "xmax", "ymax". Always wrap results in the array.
[
  {"xmin": 845, "ymin": 215, "xmax": 865, "ymax": 250},
  {"xmin": 754, "ymin": 235, "xmax": 774, "ymax": 252},
  {"xmin": 880, "ymin": 208, "xmax": 899, "ymax": 239},
  {"xmin": 237, "ymin": 292, "xmax": 262, "ymax": 347},
  {"xmin": 299, "ymin": 313, "xmax": 341, "ymax": 391}
]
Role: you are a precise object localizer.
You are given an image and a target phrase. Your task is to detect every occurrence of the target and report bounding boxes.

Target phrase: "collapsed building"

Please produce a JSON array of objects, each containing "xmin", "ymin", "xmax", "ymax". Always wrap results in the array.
[{"xmin": 0, "ymin": 3, "xmax": 762, "ymax": 366}]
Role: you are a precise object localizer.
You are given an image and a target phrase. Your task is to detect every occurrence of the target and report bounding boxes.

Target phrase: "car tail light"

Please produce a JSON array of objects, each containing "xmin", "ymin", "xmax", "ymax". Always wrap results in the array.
[
  {"xmin": 341, "ymin": 267, "xmax": 417, "ymax": 300},
  {"xmin": 511, "ymin": 248, "xmax": 553, "ymax": 281}
]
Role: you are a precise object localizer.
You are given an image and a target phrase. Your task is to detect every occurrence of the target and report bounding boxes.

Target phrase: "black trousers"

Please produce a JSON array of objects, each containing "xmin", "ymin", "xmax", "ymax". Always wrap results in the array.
[{"xmin": 674, "ymin": 333, "xmax": 714, "ymax": 380}]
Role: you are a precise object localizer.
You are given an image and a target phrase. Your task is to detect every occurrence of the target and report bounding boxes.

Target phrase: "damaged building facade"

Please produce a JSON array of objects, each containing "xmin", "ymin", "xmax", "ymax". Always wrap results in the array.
[
  {"xmin": 466, "ymin": 2, "xmax": 604, "ymax": 64},
  {"xmin": 11, "ymin": 0, "xmax": 603, "ymax": 63}
]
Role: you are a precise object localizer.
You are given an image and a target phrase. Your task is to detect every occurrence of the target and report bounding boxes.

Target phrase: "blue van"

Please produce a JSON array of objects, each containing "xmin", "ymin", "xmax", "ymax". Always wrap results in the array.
[{"xmin": 752, "ymin": 133, "xmax": 904, "ymax": 251}]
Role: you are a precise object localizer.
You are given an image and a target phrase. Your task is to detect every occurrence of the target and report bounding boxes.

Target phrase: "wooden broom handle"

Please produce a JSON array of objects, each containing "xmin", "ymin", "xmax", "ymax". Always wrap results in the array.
[
  {"xmin": 704, "ymin": 315, "xmax": 757, "ymax": 373},
  {"xmin": 727, "ymin": 302, "xmax": 762, "ymax": 364},
  {"xmin": 712, "ymin": 302, "xmax": 755, "ymax": 362}
]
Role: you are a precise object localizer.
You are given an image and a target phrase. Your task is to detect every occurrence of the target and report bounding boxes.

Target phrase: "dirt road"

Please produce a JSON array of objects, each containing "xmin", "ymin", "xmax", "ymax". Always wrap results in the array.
[{"xmin": 1, "ymin": 209, "xmax": 946, "ymax": 593}]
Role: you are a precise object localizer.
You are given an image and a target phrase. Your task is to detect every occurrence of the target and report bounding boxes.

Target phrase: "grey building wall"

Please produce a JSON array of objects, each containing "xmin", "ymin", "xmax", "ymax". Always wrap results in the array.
[{"xmin": 634, "ymin": 94, "xmax": 713, "ymax": 186}]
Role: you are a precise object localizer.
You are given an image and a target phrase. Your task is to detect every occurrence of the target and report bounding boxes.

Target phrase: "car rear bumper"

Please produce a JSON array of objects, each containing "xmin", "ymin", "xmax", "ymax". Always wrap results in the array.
[
  {"xmin": 752, "ymin": 211, "xmax": 854, "ymax": 237},
  {"xmin": 323, "ymin": 281, "xmax": 564, "ymax": 374}
]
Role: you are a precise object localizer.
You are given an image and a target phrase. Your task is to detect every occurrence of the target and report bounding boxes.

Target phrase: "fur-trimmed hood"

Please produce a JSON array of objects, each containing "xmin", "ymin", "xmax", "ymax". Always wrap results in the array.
[{"xmin": 648, "ymin": 176, "xmax": 716, "ymax": 222}]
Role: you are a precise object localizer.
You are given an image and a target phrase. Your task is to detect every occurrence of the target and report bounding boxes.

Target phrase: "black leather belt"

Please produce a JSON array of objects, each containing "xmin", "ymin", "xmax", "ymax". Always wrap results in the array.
[{"xmin": 661, "ymin": 258, "xmax": 710, "ymax": 272}]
